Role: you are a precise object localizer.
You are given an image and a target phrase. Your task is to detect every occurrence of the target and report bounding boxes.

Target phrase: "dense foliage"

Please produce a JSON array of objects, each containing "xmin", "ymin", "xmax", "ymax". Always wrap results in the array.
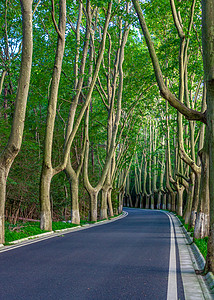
[{"xmin": 0, "ymin": 0, "xmax": 214, "ymax": 273}]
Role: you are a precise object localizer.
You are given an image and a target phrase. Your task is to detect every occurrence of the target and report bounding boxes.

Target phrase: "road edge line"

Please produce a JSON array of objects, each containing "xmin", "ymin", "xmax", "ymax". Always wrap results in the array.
[
  {"xmin": 160, "ymin": 211, "xmax": 178, "ymax": 300},
  {"xmin": 172, "ymin": 213, "xmax": 214, "ymax": 299},
  {"xmin": 0, "ymin": 211, "xmax": 128, "ymax": 253}
]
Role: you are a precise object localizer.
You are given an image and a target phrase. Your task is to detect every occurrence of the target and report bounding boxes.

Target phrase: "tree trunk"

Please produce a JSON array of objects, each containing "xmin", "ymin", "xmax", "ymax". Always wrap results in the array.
[
  {"xmin": 40, "ymin": 167, "xmax": 52, "ymax": 231},
  {"xmin": 101, "ymin": 188, "xmax": 108, "ymax": 219},
  {"xmin": 0, "ymin": 0, "xmax": 33, "ymax": 244},
  {"xmin": 128, "ymin": 194, "xmax": 133, "ymax": 207},
  {"xmin": 183, "ymin": 173, "xmax": 195, "ymax": 224},
  {"xmin": 108, "ymin": 189, "xmax": 114, "ymax": 216},
  {"xmin": 70, "ymin": 175, "xmax": 80, "ymax": 224},
  {"xmin": 118, "ymin": 192, "xmax": 123, "ymax": 214},
  {"xmin": 90, "ymin": 191, "xmax": 98, "ymax": 222},
  {"xmin": 162, "ymin": 193, "xmax": 166, "ymax": 210},
  {"xmin": 0, "ymin": 168, "xmax": 7, "ymax": 244},
  {"xmin": 194, "ymin": 137, "xmax": 209, "ymax": 239},
  {"xmin": 139, "ymin": 193, "xmax": 143, "ymax": 208},
  {"xmin": 171, "ymin": 191, "xmax": 176, "ymax": 212},
  {"xmin": 135, "ymin": 194, "xmax": 139, "ymax": 208},
  {"xmin": 189, "ymin": 172, "xmax": 200, "ymax": 229},
  {"xmin": 167, "ymin": 194, "xmax": 171, "ymax": 211},
  {"xmin": 194, "ymin": 213, "xmax": 209, "ymax": 240},
  {"xmin": 39, "ymin": 0, "xmax": 66, "ymax": 230},
  {"xmin": 157, "ymin": 191, "xmax": 161, "ymax": 209},
  {"xmin": 176, "ymin": 186, "xmax": 184, "ymax": 216},
  {"xmin": 150, "ymin": 194, "xmax": 154, "ymax": 209},
  {"xmin": 202, "ymin": 0, "xmax": 214, "ymax": 273},
  {"xmin": 145, "ymin": 194, "xmax": 149, "ymax": 209}
]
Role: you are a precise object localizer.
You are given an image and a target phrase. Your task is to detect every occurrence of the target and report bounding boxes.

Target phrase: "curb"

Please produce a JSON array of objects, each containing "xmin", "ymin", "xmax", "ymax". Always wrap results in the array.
[
  {"xmin": 8, "ymin": 231, "xmax": 55, "ymax": 244},
  {"xmin": 173, "ymin": 213, "xmax": 214, "ymax": 297},
  {"xmin": 0, "ymin": 211, "xmax": 128, "ymax": 251}
]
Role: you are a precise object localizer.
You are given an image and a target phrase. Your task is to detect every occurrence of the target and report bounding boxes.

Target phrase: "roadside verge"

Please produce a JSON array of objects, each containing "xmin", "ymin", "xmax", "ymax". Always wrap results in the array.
[
  {"xmin": 0, "ymin": 211, "xmax": 128, "ymax": 253},
  {"xmin": 170, "ymin": 212, "xmax": 214, "ymax": 300}
]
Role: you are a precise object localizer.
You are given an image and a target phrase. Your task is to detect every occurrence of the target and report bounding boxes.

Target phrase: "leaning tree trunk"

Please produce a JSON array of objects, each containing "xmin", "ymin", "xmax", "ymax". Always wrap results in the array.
[
  {"xmin": 0, "ymin": 0, "xmax": 33, "ymax": 244},
  {"xmin": 202, "ymin": 0, "xmax": 214, "ymax": 273}
]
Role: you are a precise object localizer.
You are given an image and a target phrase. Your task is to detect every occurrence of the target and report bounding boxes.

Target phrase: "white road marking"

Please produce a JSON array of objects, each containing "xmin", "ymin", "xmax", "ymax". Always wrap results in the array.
[
  {"xmin": 163, "ymin": 212, "xmax": 178, "ymax": 300},
  {"xmin": 0, "ymin": 212, "xmax": 128, "ymax": 254}
]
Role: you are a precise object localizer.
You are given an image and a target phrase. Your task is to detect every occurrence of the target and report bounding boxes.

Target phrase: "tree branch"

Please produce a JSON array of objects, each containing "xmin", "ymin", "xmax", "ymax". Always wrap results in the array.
[
  {"xmin": 51, "ymin": 0, "xmax": 63, "ymax": 39},
  {"xmin": 132, "ymin": 0, "xmax": 207, "ymax": 124}
]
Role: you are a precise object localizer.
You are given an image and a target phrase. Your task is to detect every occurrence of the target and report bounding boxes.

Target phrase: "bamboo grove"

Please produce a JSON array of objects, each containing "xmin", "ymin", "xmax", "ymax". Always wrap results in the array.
[{"xmin": 1, "ymin": 0, "xmax": 214, "ymax": 273}]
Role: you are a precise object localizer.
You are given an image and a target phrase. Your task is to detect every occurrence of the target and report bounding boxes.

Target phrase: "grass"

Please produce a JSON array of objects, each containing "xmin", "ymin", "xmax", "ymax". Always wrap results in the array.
[
  {"xmin": 4, "ymin": 213, "xmax": 122, "ymax": 244},
  {"xmin": 109, "ymin": 213, "xmax": 122, "ymax": 219},
  {"xmin": 5, "ymin": 221, "xmax": 47, "ymax": 243},
  {"xmin": 4, "ymin": 220, "xmax": 80, "ymax": 243},
  {"xmin": 194, "ymin": 237, "xmax": 208, "ymax": 260},
  {"xmin": 52, "ymin": 222, "xmax": 79, "ymax": 231}
]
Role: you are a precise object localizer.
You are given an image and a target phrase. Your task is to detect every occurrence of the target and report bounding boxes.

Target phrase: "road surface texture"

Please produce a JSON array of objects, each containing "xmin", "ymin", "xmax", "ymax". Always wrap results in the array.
[{"xmin": 0, "ymin": 208, "xmax": 206, "ymax": 299}]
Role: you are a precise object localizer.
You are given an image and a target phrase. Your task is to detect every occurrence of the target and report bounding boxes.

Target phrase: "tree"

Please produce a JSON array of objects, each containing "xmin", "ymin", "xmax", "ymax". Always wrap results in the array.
[
  {"xmin": 201, "ymin": 0, "xmax": 214, "ymax": 274},
  {"xmin": 39, "ymin": 0, "xmax": 66, "ymax": 231},
  {"xmin": 40, "ymin": 0, "xmax": 113, "ymax": 230},
  {"xmin": 0, "ymin": 0, "xmax": 33, "ymax": 244}
]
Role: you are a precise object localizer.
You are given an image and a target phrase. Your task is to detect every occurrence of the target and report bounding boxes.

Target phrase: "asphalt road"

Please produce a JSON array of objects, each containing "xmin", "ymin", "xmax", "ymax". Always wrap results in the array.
[{"xmin": 0, "ymin": 208, "xmax": 185, "ymax": 299}]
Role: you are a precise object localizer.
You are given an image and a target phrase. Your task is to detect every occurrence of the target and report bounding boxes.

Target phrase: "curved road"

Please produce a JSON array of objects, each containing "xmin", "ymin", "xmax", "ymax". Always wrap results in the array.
[{"xmin": 0, "ymin": 208, "xmax": 185, "ymax": 299}]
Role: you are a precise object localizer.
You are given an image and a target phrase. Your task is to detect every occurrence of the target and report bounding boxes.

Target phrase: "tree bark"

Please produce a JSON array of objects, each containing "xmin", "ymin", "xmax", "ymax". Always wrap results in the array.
[
  {"xmin": 107, "ymin": 189, "xmax": 114, "ymax": 216},
  {"xmin": 176, "ymin": 185, "xmax": 184, "ymax": 216},
  {"xmin": 0, "ymin": 0, "xmax": 33, "ymax": 243},
  {"xmin": 194, "ymin": 134, "xmax": 209, "ymax": 239},
  {"xmin": 162, "ymin": 193, "xmax": 166, "ymax": 210},
  {"xmin": 157, "ymin": 137, "xmax": 165, "ymax": 209},
  {"xmin": 189, "ymin": 172, "xmax": 200, "ymax": 229},
  {"xmin": 202, "ymin": 0, "xmax": 214, "ymax": 273},
  {"xmin": 70, "ymin": 174, "xmax": 80, "ymax": 224},
  {"xmin": 40, "ymin": 168, "xmax": 52, "ymax": 230},
  {"xmin": 90, "ymin": 191, "xmax": 98, "ymax": 222},
  {"xmin": 101, "ymin": 188, "xmax": 108, "ymax": 219},
  {"xmin": 183, "ymin": 172, "xmax": 195, "ymax": 224},
  {"xmin": 0, "ymin": 171, "xmax": 7, "ymax": 244}
]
